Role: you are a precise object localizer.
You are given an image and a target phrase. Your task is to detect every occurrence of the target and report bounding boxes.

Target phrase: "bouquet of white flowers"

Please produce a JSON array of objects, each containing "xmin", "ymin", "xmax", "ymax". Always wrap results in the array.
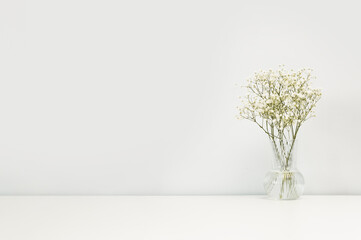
[{"xmin": 238, "ymin": 66, "xmax": 321, "ymax": 199}]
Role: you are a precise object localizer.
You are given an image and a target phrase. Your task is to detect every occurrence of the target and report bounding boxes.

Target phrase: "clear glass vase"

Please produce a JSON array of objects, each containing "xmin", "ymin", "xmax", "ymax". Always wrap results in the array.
[{"xmin": 264, "ymin": 139, "xmax": 304, "ymax": 200}]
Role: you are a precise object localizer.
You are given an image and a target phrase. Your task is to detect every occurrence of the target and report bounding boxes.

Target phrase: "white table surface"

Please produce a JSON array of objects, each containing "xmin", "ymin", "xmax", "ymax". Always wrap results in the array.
[{"xmin": 0, "ymin": 196, "xmax": 360, "ymax": 240}]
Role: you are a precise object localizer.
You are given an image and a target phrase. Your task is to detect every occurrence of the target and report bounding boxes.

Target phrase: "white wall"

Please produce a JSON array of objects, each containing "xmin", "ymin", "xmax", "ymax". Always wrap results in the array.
[{"xmin": 1, "ymin": 0, "xmax": 360, "ymax": 195}]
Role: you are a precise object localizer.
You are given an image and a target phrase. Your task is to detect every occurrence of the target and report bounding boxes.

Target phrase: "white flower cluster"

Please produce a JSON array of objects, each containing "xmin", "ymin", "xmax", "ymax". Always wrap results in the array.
[{"xmin": 238, "ymin": 66, "xmax": 321, "ymax": 128}]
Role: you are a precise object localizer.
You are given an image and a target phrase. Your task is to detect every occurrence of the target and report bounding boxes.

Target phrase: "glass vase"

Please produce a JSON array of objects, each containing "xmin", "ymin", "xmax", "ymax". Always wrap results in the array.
[{"xmin": 264, "ymin": 139, "xmax": 304, "ymax": 200}]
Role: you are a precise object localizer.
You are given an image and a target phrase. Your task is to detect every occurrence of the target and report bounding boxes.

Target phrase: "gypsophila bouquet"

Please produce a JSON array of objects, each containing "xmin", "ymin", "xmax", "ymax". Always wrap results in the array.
[{"xmin": 237, "ymin": 65, "xmax": 321, "ymax": 199}]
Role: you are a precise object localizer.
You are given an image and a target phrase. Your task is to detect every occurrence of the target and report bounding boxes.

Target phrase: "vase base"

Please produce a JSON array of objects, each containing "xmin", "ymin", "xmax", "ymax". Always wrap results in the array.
[{"xmin": 264, "ymin": 170, "xmax": 304, "ymax": 200}]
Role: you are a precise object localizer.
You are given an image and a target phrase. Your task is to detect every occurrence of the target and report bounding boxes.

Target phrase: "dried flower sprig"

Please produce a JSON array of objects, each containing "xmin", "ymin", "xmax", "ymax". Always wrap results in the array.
[{"xmin": 238, "ymin": 66, "xmax": 321, "ymax": 170}]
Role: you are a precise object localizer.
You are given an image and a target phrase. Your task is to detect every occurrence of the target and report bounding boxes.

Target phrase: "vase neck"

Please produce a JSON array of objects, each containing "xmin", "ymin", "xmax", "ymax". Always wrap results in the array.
[{"xmin": 270, "ymin": 137, "xmax": 297, "ymax": 171}]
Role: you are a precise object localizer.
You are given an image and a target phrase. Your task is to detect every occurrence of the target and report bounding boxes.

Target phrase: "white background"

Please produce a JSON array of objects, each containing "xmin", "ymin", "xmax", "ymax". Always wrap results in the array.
[{"xmin": 0, "ymin": 0, "xmax": 360, "ymax": 195}]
